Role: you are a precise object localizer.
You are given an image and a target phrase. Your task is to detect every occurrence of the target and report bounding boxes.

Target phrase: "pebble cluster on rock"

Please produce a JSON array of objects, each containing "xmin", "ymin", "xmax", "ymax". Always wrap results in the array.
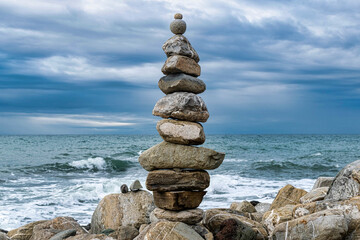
[{"xmin": 138, "ymin": 13, "xmax": 225, "ymax": 226}]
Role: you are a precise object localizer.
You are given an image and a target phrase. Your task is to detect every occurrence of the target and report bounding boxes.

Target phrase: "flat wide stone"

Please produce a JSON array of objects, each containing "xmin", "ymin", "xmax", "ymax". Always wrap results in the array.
[
  {"xmin": 153, "ymin": 191, "xmax": 206, "ymax": 210},
  {"xmin": 146, "ymin": 169, "xmax": 210, "ymax": 192},
  {"xmin": 153, "ymin": 208, "xmax": 204, "ymax": 225},
  {"xmin": 158, "ymin": 73, "xmax": 206, "ymax": 94},
  {"xmin": 161, "ymin": 55, "xmax": 201, "ymax": 77},
  {"xmin": 138, "ymin": 141, "xmax": 225, "ymax": 171},
  {"xmin": 162, "ymin": 35, "xmax": 200, "ymax": 62},
  {"xmin": 156, "ymin": 119, "xmax": 205, "ymax": 145},
  {"xmin": 145, "ymin": 221, "xmax": 204, "ymax": 240},
  {"xmin": 153, "ymin": 92, "xmax": 209, "ymax": 122}
]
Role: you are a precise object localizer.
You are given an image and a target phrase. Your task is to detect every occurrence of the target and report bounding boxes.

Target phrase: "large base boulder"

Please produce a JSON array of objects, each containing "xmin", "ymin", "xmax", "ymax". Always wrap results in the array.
[
  {"xmin": 145, "ymin": 221, "xmax": 204, "ymax": 240},
  {"xmin": 7, "ymin": 220, "xmax": 47, "ymax": 240}
]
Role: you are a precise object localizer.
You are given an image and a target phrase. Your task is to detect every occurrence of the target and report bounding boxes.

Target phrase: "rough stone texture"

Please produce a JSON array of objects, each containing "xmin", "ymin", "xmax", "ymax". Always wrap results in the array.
[
  {"xmin": 272, "ymin": 209, "xmax": 348, "ymax": 240},
  {"xmin": 230, "ymin": 201, "xmax": 257, "ymax": 213},
  {"xmin": 162, "ymin": 35, "xmax": 199, "ymax": 62},
  {"xmin": 133, "ymin": 222, "xmax": 158, "ymax": 240},
  {"xmin": 190, "ymin": 224, "xmax": 214, "ymax": 240},
  {"xmin": 139, "ymin": 141, "xmax": 224, "ymax": 171},
  {"xmin": 145, "ymin": 221, "xmax": 204, "ymax": 240},
  {"xmin": 108, "ymin": 226, "xmax": 139, "ymax": 240},
  {"xmin": 249, "ymin": 212, "xmax": 264, "ymax": 223},
  {"xmin": 203, "ymin": 208, "xmax": 268, "ymax": 240},
  {"xmin": 325, "ymin": 160, "xmax": 360, "ymax": 201},
  {"xmin": 157, "ymin": 119, "xmax": 205, "ymax": 145},
  {"xmin": 158, "ymin": 73, "xmax": 205, "ymax": 94},
  {"xmin": 170, "ymin": 19, "xmax": 186, "ymax": 35},
  {"xmin": 146, "ymin": 169, "xmax": 210, "ymax": 192},
  {"xmin": 49, "ymin": 229, "xmax": 76, "ymax": 240},
  {"xmin": 130, "ymin": 180, "xmax": 142, "ymax": 191},
  {"xmin": 153, "ymin": 191, "xmax": 206, "ymax": 210},
  {"xmin": 30, "ymin": 217, "xmax": 85, "ymax": 240},
  {"xmin": 67, "ymin": 234, "xmax": 115, "ymax": 240},
  {"xmin": 215, "ymin": 219, "xmax": 257, "ymax": 240},
  {"xmin": 262, "ymin": 204, "xmax": 296, "ymax": 234},
  {"xmin": 0, "ymin": 233, "xmax": 9, "ymax": 240},
  {"xmin": 255, "ymin": 203, "xmax": 271, "ymax": 214},
  {"xmin": 270, "ymin": 184, "xmax": 308, "ymax": 210},
  {"xmin": 312, "ymin": 177, "xmax": 334, "ymax": 189},
  {"xmin": 7, "ymin": 220, "xmax": 47, "ymax": 240},
  {"xmin": 300, "ymin": 187, "xmax": 329, "ymax": 204},
  {"xmin": 153, "ymin": 208, "xmax": 204, "ymax": 224},
  {"xmin": 153, "ymin": 92, "xmax": 209, "ymax": 122},
  {"xmin": 162, "ymin": 55, "xmax": 201, "ymax": 77},
  {"xmin": 90, "ymin": 191, "xmax": 154, "ymax": 233},
  {"xmin": 174, "ymin": 13, "xmax": 183, "ymax": 19}
]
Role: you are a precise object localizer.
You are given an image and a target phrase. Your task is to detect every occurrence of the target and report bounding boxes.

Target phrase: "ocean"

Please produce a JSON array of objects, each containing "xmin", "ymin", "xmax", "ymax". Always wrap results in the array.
[{"xmin": 0, "ymin": 134, "xmax": 359, "ymax": 230}]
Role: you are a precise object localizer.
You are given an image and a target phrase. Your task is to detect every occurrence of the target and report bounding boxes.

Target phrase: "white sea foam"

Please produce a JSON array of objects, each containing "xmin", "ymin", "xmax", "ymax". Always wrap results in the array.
[
  {"xmin": 312, "ymin": 152, "xmax": 322, "ymax": 156},
  {"xmin": 69, "ymin": 157, "xmax": 106, "ymax": 170}
]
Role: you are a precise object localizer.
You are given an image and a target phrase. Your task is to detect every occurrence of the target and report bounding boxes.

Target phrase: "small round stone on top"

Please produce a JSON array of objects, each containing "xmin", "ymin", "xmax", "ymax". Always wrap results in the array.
[
  {"xmin": 170, "ymin": 13, "xmax": 186, "ymax": 34},
  {"xmin": 174, "ymin": 13, "xmax": 183, "ymax": 19}
]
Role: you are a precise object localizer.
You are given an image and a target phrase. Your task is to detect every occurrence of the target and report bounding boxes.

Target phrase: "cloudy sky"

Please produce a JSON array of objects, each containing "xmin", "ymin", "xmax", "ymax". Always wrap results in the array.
[{"xmin": 0, "ymin": 0, "xmax": 359, "ymax": 134}]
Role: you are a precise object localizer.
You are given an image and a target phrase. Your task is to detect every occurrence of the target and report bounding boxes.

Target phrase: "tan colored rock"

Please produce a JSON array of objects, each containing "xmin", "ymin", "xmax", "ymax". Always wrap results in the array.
[
  {"xmin": 158, "ymin": 73, "xmax": 205, "ymax": 94},
  {"xmin": 153, "ymin": 191, "xmax": 206, "ymax": 210},
  {"xmin": 300, "ymin": 187, "xmax": 329, "ymax": 204},
  {"xmin": 162, "ymin": 55, "xmax": 201, "ymax": 77},
  {"xmin": 262, "ymin": 204, "xmax": 296, "ymax": 233},
  {"xmin": 162, "ymin": 35, "xmax": 200, "ymax": 62},
  {"xmin": 7, "ymin": 220, "xmax": 47, "ymax": 240},
  {"xmin": 230, "ymin": 201, "xmax": 257, "ymax": 213},
  {"xmin": 153, "ymin": 92, "xmax": 209, "ymax": 122},
  {"xmin": 153, "ymin": 208, "xmax": 204, "ymax": 224},
  {"xmin": 138, "ymin": 141, "xmax": 224, "ymax": 171},
  {"xmin": 249, "ymin": 212, "xmax": 264, "ymax": 223},
  {"xmin": 156, "ymin": 119, "xmax": 205, "ymax": 145},
  {"xmin": 0, "ymin": 233, "xmax": 9, "ymax": 240},
  {"xmin": 67, "ymin": 234, "xmax": 115, "ymax": 240},
  {"xmin": 312, "ymin": 176, "xmax": 334, "ymax": 189},
  {"xmin": 191, "ymin": 224, "xmax": 214, "ymax": 240},
  {"xmin": 272, "ymin": 209, "xmax": 348, "ymax": 240},
  {"xmin": 108, "ymin": 226, "xmax": 139, "ymax": 240},
  {"xmin": 133, "ymin": 222, "xmax": 158, "ymax": 240},
  {"xmin": 269, "ymin": 184, "xmax": 307, "ymax": 210},
  {"xmin": 145, "ymin": 221, "xmax": 204, "ymax": 240},
  {"xmin": 146, "ymin": 169, "xmax": 210, "ymax": 192},
  {"xmin": 90, "ymin": 191, "xmax": 154, "ymax": 233}
]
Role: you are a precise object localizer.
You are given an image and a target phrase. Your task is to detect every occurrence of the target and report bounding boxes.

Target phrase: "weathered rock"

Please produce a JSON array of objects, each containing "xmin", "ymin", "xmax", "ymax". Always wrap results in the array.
[
  {"xmin": 190, "ymin": 224, "xmax": 214, "ymax": 240},
  {"xmin": 162, "ymin": 55, "xmax": 201, "ymax": 77},
  {"xmin": 230, "ymin": 201, "xmax": 257, "ymax": 213},
  {"xmin": 300, "ymin": 187, "xmax": 329, "ymax": 204},
  {"xmin": 146, "ymin": 169, "xmax": 210, "ymax": 191},
  {"xmin": 90, "ymin": 191, "xmax": 154, "ymax": 233},
  {"xmin": 153, "ymin": 208, "xmax": 204, "ymax": 224},
  {"xmin": 326, "ymin": 160, "xmax": 360, "ymax": 201},
  {"xmin": 158, "ymin": 73, "xmax": 205, "ymax": 94},
  {"xmin": 108, "ymin": 226, "xmax": 139, "ymax": 240},
  {"xmin": 139, "ymin": 141, "xmax": 224, "ymax": 171},
  {"xmin": 49, "ymin": 229, "xmax": 76, "ymax": 240},
  {"xmin": 30, "ymin": 217, "xmax": 85, "ymax": 240},
  {"xmin": 215, "ymin": 218, "xmax": 257, "ymax": 240},
  {"xmin": 120, "ymin": 184, "xmax": 128, "ymax": 193},
  {"xmin": 312, "ymin": 176, "xmax": 334, "ymax": 189},
  {"xmin": 162, "ymin": 35, "xmax": 199, "ymax": 63},
  {"xmin": 67, "ymin": 234, "xmax": 115, "ymax": 240},
  {"xmin": 0, "ymin": 233, "xmax": 9, "ymax": 240},
  {"xmin": 270, "ymin": 184, "xmax": 307, "ymax": 210},
  {"xmin": 156, "ymin": 119, "xmax": 205, "ymax": 145},
  {"xmin": 133, "ymin": 222, "xmax": 158, "ymax": 240},
  {"xmin": 130, "ymin": 180, "xmax": 142, "ymax": 191},
  {"xmin": 145, "ymin": 221, "xmax": 204, "ymax": 240},
  {"xmin": 203, "ymin": 208, "xmax": 268, "ymax": 240},
  {"xmin": 249, "ymin": 212, "xmax": 264, "ymax": 223},
  {"xmin": 7, "ymin": 220, "xmax": 47, "ymax": 240},
  {"xmin": 153, "ymin": 92, "xmax": 209, "ymax": 122},
  {"xmin": 255, "ymin": 203, "xmax": 271, "ymax": 213},
  {"xmin": 153, "ymin": 191, "xmax": 206, "ymax": 210},
  {"xmin": 272, "ymin": 209, "xmax": 348, "ymax": 240},
  {"xmin": 170, "ymin": 19, "xmax": 186, "ymax": 35},
  {"xmin": 262, "ymin": 204, "xmax": 296, "ymax": 234}
]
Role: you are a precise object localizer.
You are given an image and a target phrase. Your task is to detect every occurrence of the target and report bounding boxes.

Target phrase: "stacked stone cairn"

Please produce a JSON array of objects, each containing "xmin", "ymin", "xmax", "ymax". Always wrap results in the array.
[{"xmin": 138, "ymin": 13, "xmax": 225, "ymax": 225}]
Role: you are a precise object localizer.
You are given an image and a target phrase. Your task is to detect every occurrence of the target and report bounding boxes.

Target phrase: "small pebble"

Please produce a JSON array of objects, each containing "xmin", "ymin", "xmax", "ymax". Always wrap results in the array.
[
  {"xmin": 174, "ymin": 13, "xmax": 183, "ymax": 19},
  {"xmin": 130, "ymin": 180, "xmax": 143, "ymax": 191},
  {"xmin": 121, "ymin": 184, "xmax": 129, "ymax": 193}
]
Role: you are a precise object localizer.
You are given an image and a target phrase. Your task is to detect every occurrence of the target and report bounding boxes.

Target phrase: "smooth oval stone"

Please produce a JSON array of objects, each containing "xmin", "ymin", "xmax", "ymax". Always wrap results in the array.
[
  {"xmin": 161, "ymin": 55, "xmax": 200, "ymax": 77},
  {"xmin": 49, "ymin": 229, "xmax": 76, "ymax": 240},
  {"xmin": 120, "ymin": 184, "xmax": 128, "ymax": 193},
  {"xmin": 153, "ymin": 191, "xmax": 206, "ymax": 210},
  {"xmin": 156, "ymin": 119, "xmax": 205, "ymax": 145},
  {"xmin": 162, "ymin": 35, "xmax": 199, "ymax": 62},
  {"xmin": 153, "ymin": 208, "xmax": 204, "ymax": 225},
  {"xmin": 152, "ymin": 92, "xmax": 209, "ymax": 122},
  {"xmin": 170, "ymin": 19, "xmax": 186, "ymax": 34},
  {"xmin": 146, "ymin": 169, "xmax": 210, "ymax": 192},
  {"xmin": 138, "ymin": 141, "xmax": 225, "ymax": 171},
  {"xmin": 158, "ymin": 73, "xmax": 205, "ymax": 94},
  {"xmin": 130, "ymin": 180, "xmax": 142, "ymax": 191}
]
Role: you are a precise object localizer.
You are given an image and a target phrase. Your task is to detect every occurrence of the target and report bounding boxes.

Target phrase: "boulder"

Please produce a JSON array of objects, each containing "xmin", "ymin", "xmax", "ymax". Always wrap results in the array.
[
  {"xmin": 156, "ymin": 119, "xmax": 205, "ymax": 145},
  {"xmin": 215, "ymin": 218, "xmax": 257, "ymax": 240},
  {"xmin": 133, "ymin": 222, "xmax": 158, "ymax": 240},
  {"xmin": 230, "ymin": 201, "xmax": 257, "ymax": 213},
  {"xmin": 67, "ymin": 234, "xmax": 115, "ymax": 240},
  {"xmin": 138, "ymin": 141, "xmax": 224, "ymax": 171},
  {"xmin": 153, "ymin": 191, "xmax": 206, "ymax": 210},
  {"xmin": 146, "ymin": 169, "xmax": 210, "ymax": 191},
  {"xmin": 108, "ymin": 226, "xmax": 139, "ymax": 240},
  {"xmin": 49, "ymin": 229, "xmax": 76, "ymax": 240},
  {"xmin": 161, "ymin": 55, "xmax": 201, "ymax": 77},
  {"xmin": 255, "ymin": 203, "xmax": 271, "ymax": 213},
  {"xmin": 325, "ymin": 160, "xmax": 360, "ymax": 201},
  {"xmin": 162, "ymin": 35, "xmax": 200, "ymax": 62},
  {"xmin": 7, "ymin": 220, "xmax": 47, "ymax": 240},
  {"xmin": 190, "ymin": 224, "xmax": 214, "ymax": 240},
  {"xmin": 90, "ymin": 191, "xmax": 154, "ymax": 233},
  {"xmin": 158, "ymin": 73, "xmax": 205, "ymax": 94},
  {"xmin": 145, "ymin": 221, "xmax": 204, "ymax": 240},
  {"xmin": 270, "ymin": 184, "xmax": 307, "ymax": 210},
  {"xmin": 312, "ymin": 176, "xmax": 334, "ymax": 189},
  {"xmin": 300, "ymin": 187, "xmax": 329, "ymax": 204},
  {"xmin": 262, "ymin": 204, "xmax": 296, "ymax": 233},
  {"xmin": 271, "ymin": 209, "xmax": 348, "ymax": 240},
  {"xmin": 0, "ymin": 233, "xmax": 9, "ymax": 240},
  {"xmin": 153, "ymin": 208, "xmax": 204, "ymax": 225},
  {"xmin": 153, "ymin": 92, "xmax": 209, "ymax": 122}
]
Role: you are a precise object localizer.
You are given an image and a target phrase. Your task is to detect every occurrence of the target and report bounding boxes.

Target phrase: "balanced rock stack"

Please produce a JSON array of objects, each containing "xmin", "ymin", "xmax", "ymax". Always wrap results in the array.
[{"xmin": 139, "ymin": 13, "xmax": 225, "ymax": 225}]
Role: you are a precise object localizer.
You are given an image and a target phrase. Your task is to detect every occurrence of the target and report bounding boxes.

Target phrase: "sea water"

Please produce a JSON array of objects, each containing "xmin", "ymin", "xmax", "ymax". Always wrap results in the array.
[{"xmin": 0, "ymin": 134, "xmax": 359, "ymax": 229}]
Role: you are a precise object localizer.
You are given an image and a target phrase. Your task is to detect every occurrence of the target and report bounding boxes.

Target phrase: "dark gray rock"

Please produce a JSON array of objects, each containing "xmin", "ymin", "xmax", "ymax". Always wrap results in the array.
[
  {"xmin": 312, "ymin": 177, "xmax": 334, "ymax": 189},
  {"xmin": 158, "ymin": 74, "xmax": 205, "ymax": 94},
  {"xmin": 162, "ymin": 35, "xmax": 199, "ymax": 62},
  {"xmin": 120, "ymin": 184, "xmax": 128, "ymax": 193},
  {"xmin": 130, "ymin": 180, "xmax": 142, "ymax": 191},
  {"xmin": 49, "ymin": 229, "xmax": 76, "ymax": 240}
]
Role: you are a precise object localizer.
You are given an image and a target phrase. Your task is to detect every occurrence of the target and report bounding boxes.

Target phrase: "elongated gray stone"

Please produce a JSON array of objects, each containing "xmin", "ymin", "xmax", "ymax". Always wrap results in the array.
[
  {"xmin": 49, "ymin": 229, "xmax": 76, "ymax": 240},
  {"xmin": 158, "ymin": 73, "xmax": 205, "ymax": 94},
  {"xmin": 162, "ymin": 35, "xmax": 199, "ymax": 62},
  {"xmin": 161, "ymin": 55, "xmax": 201, "ymax": 77},
  {"xmin": 138, "ymin": 141, "xmax": 224, "ymax": 171},
  {"xmin": 153, "ymin": 92, "xmax": 209, "ymax": 122}
]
